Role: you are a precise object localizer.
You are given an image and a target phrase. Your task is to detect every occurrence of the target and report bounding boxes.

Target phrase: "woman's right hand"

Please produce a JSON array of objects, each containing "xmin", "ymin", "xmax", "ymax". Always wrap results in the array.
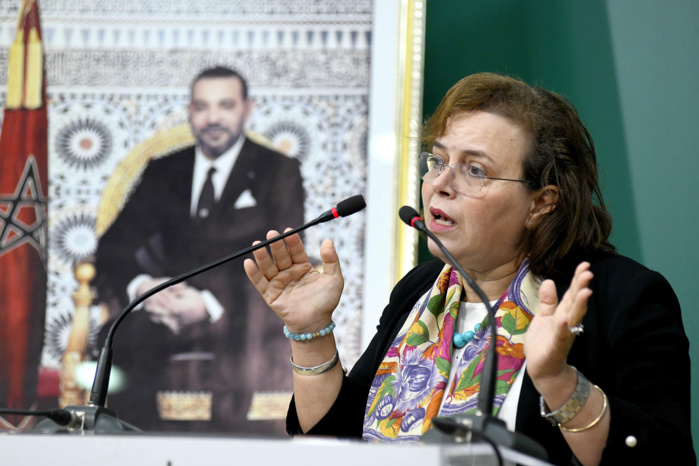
[{"xmin": 243, "ymin": 229, "xmax": 344, "ymax": 334}]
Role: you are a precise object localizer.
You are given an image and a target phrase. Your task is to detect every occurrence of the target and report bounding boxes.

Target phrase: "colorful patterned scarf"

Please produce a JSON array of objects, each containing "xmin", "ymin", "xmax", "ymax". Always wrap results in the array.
[{"xmin": 362, "ymin": 259, "xmax": 540, "ymax": 442}]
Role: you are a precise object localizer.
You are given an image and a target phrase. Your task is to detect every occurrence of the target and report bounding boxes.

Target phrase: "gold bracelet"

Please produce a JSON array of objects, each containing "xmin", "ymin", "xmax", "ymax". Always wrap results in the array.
[{"xmin": 560, "ymin": 384, "xmax": 608, "ymax": 433}]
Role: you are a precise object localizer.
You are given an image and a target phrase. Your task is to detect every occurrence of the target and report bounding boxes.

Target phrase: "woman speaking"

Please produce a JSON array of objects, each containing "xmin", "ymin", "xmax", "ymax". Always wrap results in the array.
[{"xmin": 244, "ymin": 73, "xmax": 694, "ymax": 465}]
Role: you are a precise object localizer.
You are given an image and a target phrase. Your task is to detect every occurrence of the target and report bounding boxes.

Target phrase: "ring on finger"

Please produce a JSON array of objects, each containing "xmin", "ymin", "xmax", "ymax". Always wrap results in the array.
[{"xmin": 568, "ymin": 323, "xmax": 584, "ymax": 336}]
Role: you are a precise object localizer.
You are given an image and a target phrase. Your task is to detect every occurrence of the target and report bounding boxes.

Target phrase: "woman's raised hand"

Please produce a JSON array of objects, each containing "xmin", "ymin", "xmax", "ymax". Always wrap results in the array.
[
  {"xmin": 525, "ymin": 261, "xmax": 593, "ymax": 384},
  {"xmin": 243, "ymin": 229, "xmax": 344, "ymax": 333}
]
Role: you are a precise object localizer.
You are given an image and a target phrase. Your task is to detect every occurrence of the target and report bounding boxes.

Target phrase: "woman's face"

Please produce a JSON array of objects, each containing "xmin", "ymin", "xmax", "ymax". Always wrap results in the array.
[{"xmin": 421, "ymin": 110, "xmax": 538, "ymax": 277}]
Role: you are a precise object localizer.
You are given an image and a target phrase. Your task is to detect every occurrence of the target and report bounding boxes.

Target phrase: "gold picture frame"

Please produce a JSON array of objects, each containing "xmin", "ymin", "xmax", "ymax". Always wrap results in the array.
[{"xmin": 362, "ymin": 0, "xmax": 426, "ymax": 344}]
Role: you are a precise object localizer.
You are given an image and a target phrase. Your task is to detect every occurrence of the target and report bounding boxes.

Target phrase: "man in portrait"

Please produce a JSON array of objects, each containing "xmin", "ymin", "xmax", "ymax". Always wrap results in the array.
[{"xmin": 94, "ymin": 66, "xmax": 304, "ymax": 434}]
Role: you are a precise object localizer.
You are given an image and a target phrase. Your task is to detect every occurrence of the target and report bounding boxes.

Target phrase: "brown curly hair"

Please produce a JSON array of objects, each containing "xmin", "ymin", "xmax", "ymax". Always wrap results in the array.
[{"xmin": 422, "ymin": 72, "xmax": 615, "ymax": 275}]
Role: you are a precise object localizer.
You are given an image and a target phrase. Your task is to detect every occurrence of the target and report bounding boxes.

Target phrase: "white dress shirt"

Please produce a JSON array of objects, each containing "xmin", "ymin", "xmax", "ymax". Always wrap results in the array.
[{"xmin": 190, "ymin": 135, "xmax": 246, "ymax": 216}]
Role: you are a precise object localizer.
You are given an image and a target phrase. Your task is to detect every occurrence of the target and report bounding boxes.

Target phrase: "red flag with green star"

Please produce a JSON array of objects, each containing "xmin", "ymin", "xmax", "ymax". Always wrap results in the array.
[{"xmin": 0, "ymin": 0, "xmax": 49, "ymax": 415}]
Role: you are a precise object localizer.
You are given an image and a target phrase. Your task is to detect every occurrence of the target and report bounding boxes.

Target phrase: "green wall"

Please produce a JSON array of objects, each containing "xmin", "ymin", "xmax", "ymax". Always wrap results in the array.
[{"xmin": 422, "ymin": 0, "xmax": 699, "ymax": 454}]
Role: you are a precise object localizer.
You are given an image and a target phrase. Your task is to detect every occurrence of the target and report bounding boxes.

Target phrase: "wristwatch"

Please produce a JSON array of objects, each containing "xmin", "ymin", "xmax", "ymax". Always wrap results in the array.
[{"xmin": 539, "ymin": 366, "xmax": 590, "ymax": 426}]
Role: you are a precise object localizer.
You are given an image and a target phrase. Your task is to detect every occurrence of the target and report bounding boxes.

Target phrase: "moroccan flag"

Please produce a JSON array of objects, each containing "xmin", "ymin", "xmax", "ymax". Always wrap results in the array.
[{"xmin": 0, "ymin": 0, "xmax": 49, "ymax": 413}]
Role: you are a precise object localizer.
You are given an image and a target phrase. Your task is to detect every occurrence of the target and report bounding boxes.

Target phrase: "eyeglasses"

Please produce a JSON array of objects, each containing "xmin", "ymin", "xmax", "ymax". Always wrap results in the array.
[{"xmin": 418, "ymin": 152, "xmax": 527, "ymax": 196}]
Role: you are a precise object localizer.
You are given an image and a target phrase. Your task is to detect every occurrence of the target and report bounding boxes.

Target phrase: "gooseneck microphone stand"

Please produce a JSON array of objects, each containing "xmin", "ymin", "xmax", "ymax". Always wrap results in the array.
[
  {"xmin": 399, "ymin": 206, "xmax": 548, "ymax": 463},
  {"xmin": 27, "ymin": 195, "xmax": 366, "ymax": 434}
]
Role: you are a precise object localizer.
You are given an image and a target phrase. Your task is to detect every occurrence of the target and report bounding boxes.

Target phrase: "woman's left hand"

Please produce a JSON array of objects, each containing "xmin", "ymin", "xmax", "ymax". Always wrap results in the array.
[{"xmin": 525, "ymin": 261, "xmax": 594, "ymax": 385}]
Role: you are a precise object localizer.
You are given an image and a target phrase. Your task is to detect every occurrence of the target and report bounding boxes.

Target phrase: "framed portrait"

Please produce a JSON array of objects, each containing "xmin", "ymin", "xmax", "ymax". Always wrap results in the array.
[{"xmin": 0, "ymin": 0, "xmax": 426, "ymax": 434}]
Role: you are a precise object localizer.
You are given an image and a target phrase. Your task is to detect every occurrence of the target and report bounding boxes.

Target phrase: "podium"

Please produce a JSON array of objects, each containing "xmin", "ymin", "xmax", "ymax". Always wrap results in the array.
[{"xmin": 0, "ymin": 433, "xmax": 552, "ymax": 466}]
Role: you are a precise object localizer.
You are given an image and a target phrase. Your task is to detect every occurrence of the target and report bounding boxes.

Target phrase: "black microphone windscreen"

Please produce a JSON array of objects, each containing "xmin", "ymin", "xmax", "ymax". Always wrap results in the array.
[
  {"xmin": 336, "ymin": 195, "xmax": 367, "ymax": 217},
  {"xmin": 399, "ymin": 205, "xmax": 421, "ymax": 226}
]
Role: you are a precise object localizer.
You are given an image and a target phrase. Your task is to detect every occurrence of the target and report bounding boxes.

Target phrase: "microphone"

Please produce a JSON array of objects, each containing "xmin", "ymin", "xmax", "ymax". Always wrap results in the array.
[
  {"xmin": 91, "ymin": 194, "xmax": 365, "ymax": 408},
  {"xmin": 399, "ymin": 206, "xmax": 547, "ymax": 462},
  {"xmin": 36, "ymin": 195, "xmax": 366, "ymax": 434},
  {"xmin": 0, "ymin": 408, "xmax": 79, "ymax": 428},
  {"xmin": 316, "ymin": 194, "xmax": 367, "ymax": 223},
  {"xmin": 399, "ymin": 206, "xmax": 497, "ymax": 415}
]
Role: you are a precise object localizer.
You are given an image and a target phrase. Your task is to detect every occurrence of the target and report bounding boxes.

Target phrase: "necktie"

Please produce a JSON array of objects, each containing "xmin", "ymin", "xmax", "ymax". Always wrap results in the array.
[{"xmin": 196, "ymin": 167, "xmax": 216, "ymax": 219}]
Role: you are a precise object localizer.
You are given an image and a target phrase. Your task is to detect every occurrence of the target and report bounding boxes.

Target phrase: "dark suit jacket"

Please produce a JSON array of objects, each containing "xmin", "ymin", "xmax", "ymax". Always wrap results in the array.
[
  {"xmin": 288, "ymin": 251, "xmax": 695, "ymax": 465},
  {"xmin": 95, "ymin": 138, "xmax": 304, "ymax": 434}
]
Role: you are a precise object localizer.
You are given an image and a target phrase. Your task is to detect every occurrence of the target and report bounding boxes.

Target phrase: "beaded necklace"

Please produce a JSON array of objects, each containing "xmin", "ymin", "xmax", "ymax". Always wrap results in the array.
[
  {"xmin": 452, "ymin": 299, "xmax": 494, "ymax": 348},
  {"xmin": 452, "ymin": 322, "xmax": 481, "ymax": 348}
]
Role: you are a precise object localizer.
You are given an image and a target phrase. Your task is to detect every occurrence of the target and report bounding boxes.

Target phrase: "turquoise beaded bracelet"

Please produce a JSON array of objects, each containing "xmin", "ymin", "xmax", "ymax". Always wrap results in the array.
[{"xmin": 283, "ymin": 321, "xmax": 336, "ymax": 341}]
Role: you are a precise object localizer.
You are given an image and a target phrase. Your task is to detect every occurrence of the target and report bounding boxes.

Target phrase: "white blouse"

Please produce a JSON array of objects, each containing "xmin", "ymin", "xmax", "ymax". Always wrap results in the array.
[{"xmin": 438, "ymin": 300, "xmax": 525, "ymax": 431}]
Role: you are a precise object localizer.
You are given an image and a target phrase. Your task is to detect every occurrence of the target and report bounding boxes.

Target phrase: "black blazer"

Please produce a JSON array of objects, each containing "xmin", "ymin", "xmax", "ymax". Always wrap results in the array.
[
  {"xmin": 288, "ymin": 252, "xmax": 695, "ymax": 465},
  {"xmin": 97, "ymin": 138, "xmax": 305, "ymax": 301}
]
